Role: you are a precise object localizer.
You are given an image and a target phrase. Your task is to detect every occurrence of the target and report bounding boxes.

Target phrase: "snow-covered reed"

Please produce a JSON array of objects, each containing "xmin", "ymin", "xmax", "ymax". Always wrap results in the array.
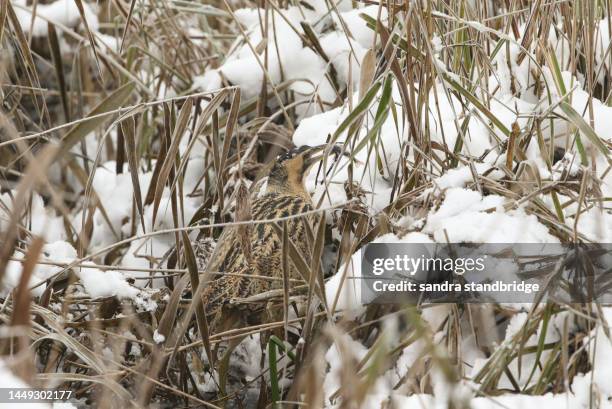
[{"xmin": 0, "ymin": 0, "xmax": 611, "ymax": 407}]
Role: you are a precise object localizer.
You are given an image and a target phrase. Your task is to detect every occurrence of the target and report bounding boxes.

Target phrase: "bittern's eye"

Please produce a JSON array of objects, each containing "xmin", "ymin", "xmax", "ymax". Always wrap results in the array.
[{"xmin": 278, "ymin": 145, "xmax": 311, "ymax": 162}]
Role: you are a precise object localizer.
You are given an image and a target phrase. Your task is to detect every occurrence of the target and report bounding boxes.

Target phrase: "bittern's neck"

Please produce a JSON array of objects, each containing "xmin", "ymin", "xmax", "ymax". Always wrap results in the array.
[{"xmin": 266, "ymin": 174, "xmax": 310, "ymax": 200}]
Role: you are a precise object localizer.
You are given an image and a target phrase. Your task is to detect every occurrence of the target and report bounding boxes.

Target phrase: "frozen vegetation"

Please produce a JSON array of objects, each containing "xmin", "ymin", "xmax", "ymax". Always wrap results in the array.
[{"xmin": 0, "ymin": 0, "xmax": 611, "ymax": 407}]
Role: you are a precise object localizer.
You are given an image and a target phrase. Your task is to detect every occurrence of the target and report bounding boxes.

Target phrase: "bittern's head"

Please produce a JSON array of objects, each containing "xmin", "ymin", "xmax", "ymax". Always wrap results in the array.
[{"xmin": 266, "ymin": 144, "xmax": 340, "ymax": 194}]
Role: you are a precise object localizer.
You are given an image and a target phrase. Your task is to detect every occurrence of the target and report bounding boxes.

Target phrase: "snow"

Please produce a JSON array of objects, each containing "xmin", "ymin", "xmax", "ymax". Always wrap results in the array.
[
  {"xmin": 153, "ymin": 330, "xmax": 166, "ymax": 344},
  {"xmin": 321, "ymin": 309, "xmax": 612, "ymax": 409},
  {"xmin": 231, "ymin": 334, "xmax": 263, "ymax": 380},
  {"xmin": 12, "ymin": 0, "xmax": 99, "ymax": 37},
  {"xmin": 594, "ymin": 19, "xmax": 612, "ymax": 85},
  {"xmin": 193, "ymin": 3, "xmax": 335, "ymax": 115},
  {"xmin": 3, "ymin": 0, "xmax": 612, "ymax": 407},
  {"xmin": 77, "ymin": 265, "xmax": 133, "ymax": 298},
  {"xmin": 387, "ymin": 390, "xmax": 611, "ymax": 409},
  {"xmin": 193, "ymin": 3, "xmax": 389, "ymax": 119},
  {"xmin": 325, "ymin": 250, "xmax": 363, "ymax": 315},
  {"xmin": 551, "ymin": 152, "xmax": 581, "ymax": 181},
  {"xmin": 325, "ymin": 231, "xmax": 435, "ymax": 313},
  {"xmin": 0, "ymin": 123, "xmax": 207, "ymax": 305},
  {"xmin": 0, "ymin": 192, "xmax": 66, "ymax": 243},
  {"xmin": 320, "ymin": 32, "xmax": 367, "ymax": 87},
  {"xmin": 423, "ymin": 188, "xmax": 559, "ymax": 243},
  {"xmin": 77, "ymin": 263, "xmax": 157, "ymax": 310},
  {"xmin": 470, "ymin": 311, "xmax": 571, "ymax": 390},
  {"xmin": 78, "ymin": 161, "xmax": 143, "ymax": 251},
  {"xmin": 2, "ymin": 241, "xmax": 79, "ymax": 298},
  {"xmin": 331, "ymin": 6, "xmax": 388, "ymax": 49},
  {"xmin": 59, "ymin": 150, "xmax": 204, "ymax": 281},
  {"xmin": 0, "ymin": 361, "xmax": 47, "ymax": 409},
  {"xmin": 427, "ymin": 163, "xmax": 505, "ymax": 193},
  {"xmin": 326, "ymin": 232, "xmax": 435, "ymax": 315},
  {"xmin": 0, "ymin": 360, "xmax": 77, "ymax": 409},
  {"xmin": 94, "ymin": 33, "xmax": 121, "ymax": 53},
  {"xmin": 293, "ymin": 106, "xmax": 349, "ymax": 146},
  {"xmin": 323, "ymin": 332, "xmax": 390, "ymax": 404},
  {"xmin": 567, "ymin": 206, "xmax": 612, "ymax": 243},
  {"xmin": 191, "ymin": 70, "xmax": 222, "ymax": 94},
  {"xmin": 586, "ymin": 307, "xmax": 612, "ymax": 397},
  {"xmin": 0, "ymin": 223, "xmax": 156, "ymax": 309},
  {"xmin": 324, "ymin": 186, "xmax": 559, "ymax": 317}
]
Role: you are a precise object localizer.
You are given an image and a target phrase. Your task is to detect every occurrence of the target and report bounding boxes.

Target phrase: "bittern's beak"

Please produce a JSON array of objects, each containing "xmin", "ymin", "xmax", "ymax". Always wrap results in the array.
[{"xmin": 303, "ymin": 144, "xmax": 344, "ymax": 169}]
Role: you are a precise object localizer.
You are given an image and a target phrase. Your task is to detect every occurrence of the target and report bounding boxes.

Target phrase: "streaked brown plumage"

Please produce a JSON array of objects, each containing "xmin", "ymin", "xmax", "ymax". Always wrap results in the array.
[{"xmin": 201, "ymin": 145, "xmax": 336, "ymax": 332}]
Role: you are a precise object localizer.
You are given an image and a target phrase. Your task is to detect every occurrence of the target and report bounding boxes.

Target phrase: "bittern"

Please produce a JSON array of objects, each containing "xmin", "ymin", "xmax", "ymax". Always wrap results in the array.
[{"xmin": 197, "ymin": 144, "xmax": 339, "ymax": 391}]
